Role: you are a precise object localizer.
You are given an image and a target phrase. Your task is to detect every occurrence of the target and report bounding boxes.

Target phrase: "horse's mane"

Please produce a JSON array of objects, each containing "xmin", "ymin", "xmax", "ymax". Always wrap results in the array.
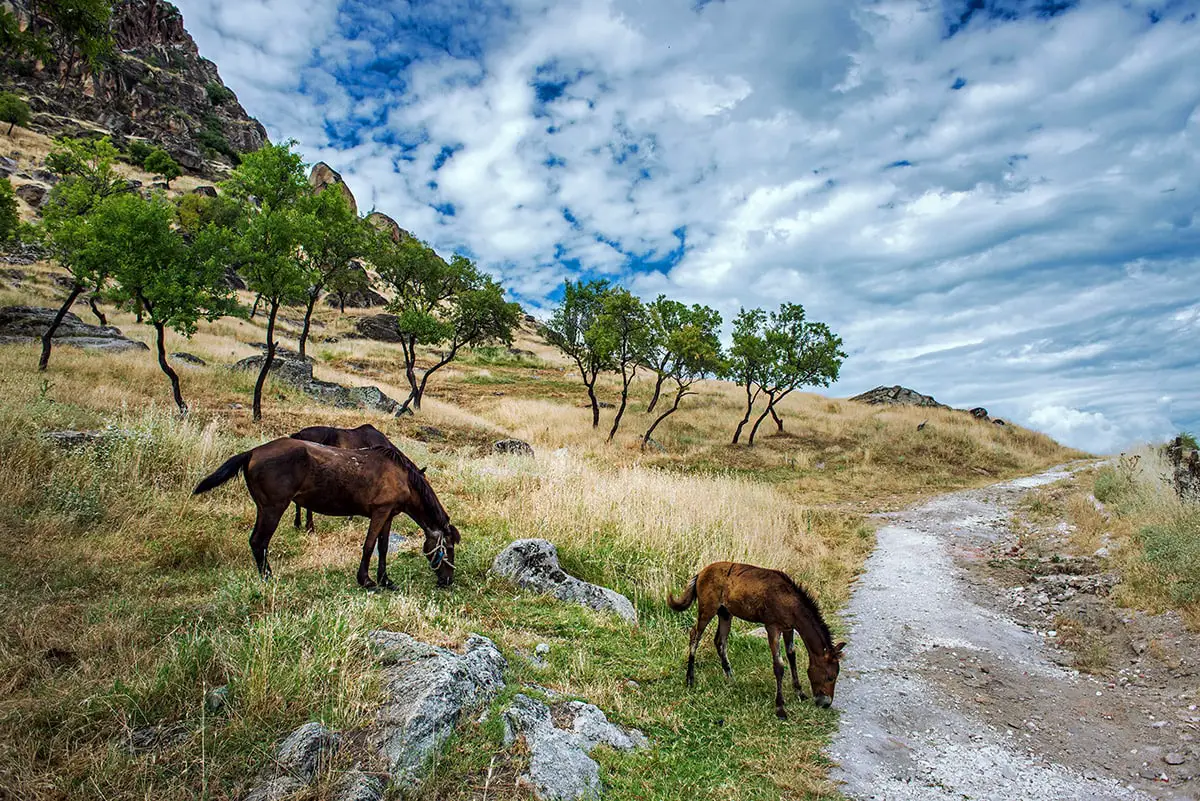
[
  {"xmin": 370, "ymin": 445, "xmax": 449, "ymax": 527},
  {"xmin": 776, "ymin": 570, "xmax": 833, "ymax": 650}
]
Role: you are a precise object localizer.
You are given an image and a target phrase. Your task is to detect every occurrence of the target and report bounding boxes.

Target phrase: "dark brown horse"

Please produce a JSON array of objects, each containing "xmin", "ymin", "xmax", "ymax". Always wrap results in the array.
[
  {"xmin": 193, "ymin": 438, "xmax": 459, "ymax": 587},
  {"xmin": 289, "ymin": 424, "xmax": 394, "ymax": 533},
  {"xmin": 669, "ymin": 561, "xmax": 845, "ymax": 719}
]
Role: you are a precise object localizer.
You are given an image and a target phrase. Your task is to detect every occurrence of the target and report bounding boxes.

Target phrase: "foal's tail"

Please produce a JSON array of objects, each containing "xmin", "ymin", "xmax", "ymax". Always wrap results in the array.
[
  {"xmin": 668, "ymin": 574, "xmax": 698, "ymax": 612},
  {"xmin": 193, "ymin": 451, "xmax": 251, "ymax": 495}
]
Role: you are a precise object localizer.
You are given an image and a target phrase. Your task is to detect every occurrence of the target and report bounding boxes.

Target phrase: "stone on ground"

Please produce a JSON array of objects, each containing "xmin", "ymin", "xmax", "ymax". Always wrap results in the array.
[
  {"xmin": 0, "ymin": 306, "xmax": 147, "ymax": 353},
  {"xmin": 491, "ymin": 539, "xmax": 637, "ymax": 624},
  {"xmin": 494, "ymin": 438, "xmax": 535, "ymax": 456},
  {"xmin": 246, "ymin": 721, "xmax": 339, "ymax": 801}
]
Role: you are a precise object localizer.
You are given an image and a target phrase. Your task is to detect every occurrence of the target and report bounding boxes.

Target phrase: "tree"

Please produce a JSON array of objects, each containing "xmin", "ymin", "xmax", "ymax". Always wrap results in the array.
[
  {"xmin": 375, "ymin": 235, "xmax": 519, "ymax": 411},
  {"xmin": 727, "ymin": 308, "xmax": 771, "ymax": 445},
  {"xmin": 744, "ymin": 303, "xmax": 846, "ymax": 446},
  {"xmin": 38, "ymin": 137, "xmax": 128, "ymax": 371},
  {"xmin": 295, "ymin": 187, "xmax": 369, "ymax": 358},
  {"xmin": 220, "ymin": 142, "xmax": 310, "ymax": 421},
  {"xmin": 143, "ymin": 148, "xmax": 181, "ymax": 187},
  {"xmin": 41, "ymin": 0, "xmax": 113, "ymax": 86},
  {"xmin": 642, "ymin": 314, "xmax": 724, "ymax": 450},
  {"xmin": 595, "ymin": 287, "xmax": 650, "ymax": 442},
  {"xmin": 643, "ymin": 296, "xmax": 723, "ymax": 414},
  {"xmin": 94, "ymin": 193, "xmax": 237, "ymax": 412},
  {"xmin": 0, "ymin": 93, "xmax": 30, "ymax": 136},
  {"xmin": 543, "ymin": 279, "xmax": 614, "ymax": 428},
  {"xmin": 0, "ymin": 178, "xmax": 18, "ymax": 244}
]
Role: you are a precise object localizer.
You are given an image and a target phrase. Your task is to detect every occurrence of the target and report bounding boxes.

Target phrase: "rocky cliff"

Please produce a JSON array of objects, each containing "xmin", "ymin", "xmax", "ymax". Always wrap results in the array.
[{"xmin": 1, "ymin": 0, "xmax": 267, "ymax": 176}]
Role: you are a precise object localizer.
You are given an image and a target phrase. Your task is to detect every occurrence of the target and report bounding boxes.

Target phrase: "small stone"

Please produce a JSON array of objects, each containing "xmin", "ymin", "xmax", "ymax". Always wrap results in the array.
[
  {"xmin": 535, "ymin": 643, "xmax": 551, "ymax": 657},
  {"xmin": 624, "ymin": 680, "xmax": 640, "ymax": 690},
  {"xmin": 1165, "ymin": 753, "xmax": 1187, "ymax": 766},
  {"xmin": 494, "ymin": 438, "xmax": 534, "ymax": 456},
  {"xmin": 205, "ymin": 685, "xmax": 229, "ymax": 713}
]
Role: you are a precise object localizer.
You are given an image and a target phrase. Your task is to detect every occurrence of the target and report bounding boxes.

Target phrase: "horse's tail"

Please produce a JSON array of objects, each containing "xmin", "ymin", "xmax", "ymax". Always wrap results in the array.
[
  {"xmin": 668, "ymin": 574, "xmax": 698, "ymax": 612},
  {"xmin": 193, "ymin": 451, "xmax": 251, "ymax": 495}
]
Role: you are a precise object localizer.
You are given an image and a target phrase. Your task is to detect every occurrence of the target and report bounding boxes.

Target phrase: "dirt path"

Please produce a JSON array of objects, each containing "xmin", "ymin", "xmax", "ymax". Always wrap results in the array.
[{"xmin": 829, "ymin": 466, "xmax": 1195, "ymax": 801}]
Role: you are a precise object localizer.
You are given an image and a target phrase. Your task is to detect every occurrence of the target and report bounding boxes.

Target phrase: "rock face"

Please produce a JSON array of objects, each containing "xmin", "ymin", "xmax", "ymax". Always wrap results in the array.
[
  {"xmin": 0, "ymin": 306, "xmax": 147, "ymax": 353},
  {"xmin": 309, "ymin": 162, "xmax": 358, "ymax": 215},
  {"xmin": 492, "ymin": 539, "xmax": 638, "ymax": 624},
  {"xmin": 245, "ymin": 722, "xmax": 340, "ymax": 801},
  {"xmin": 366, "ymin": 212, "xmax": 410, "ymax": 244},
  {"xmin": 849, "ymin": 385, "xmax": 948, "ymax": 408},
  {"xmin": 502, "ymin": 694, "xmax": 648, "ymax": 800},
  {"xmin": 969, "ymin": 406, "xmax": 989, "ymax": 420},
  {"xmin": 14, "ymin": 183, "xmax": 47, "ymax": 208},
  {"xmin": 355, "ymin": 313, "xmax": 403, "ymax": 342},
  {"xmin": 364, "ymin": 631, "xmax": 507, "ymax": 793},
  {"xmin": 494, "ymin": 438, "xmax": 534, "ymax": 456},
  {"xmin": 3, "ymin": 0, "xmax": 268, "ymax": 176},
  {"xmin": 1166, "ymin": 437, "xmax": 1200, "ymax": 503},
  {"xmin": 232, "ymin": 355, "xmax": 397, "ymax": 414}
]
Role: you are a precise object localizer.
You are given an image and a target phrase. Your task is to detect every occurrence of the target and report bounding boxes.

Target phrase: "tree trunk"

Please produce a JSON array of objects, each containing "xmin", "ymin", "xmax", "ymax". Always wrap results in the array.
[
  {"xmin": 153, "ymin": 320, "xmax": 187, "ymax": 414},
  {"xmin": 250, "ymin": 293, "xmax": 262, "ymax": 319},
  {"xmin": 586, "ymin": 378, "xmax": 600, "ymax": 428},
  {"xmin": 732, "ymin": 382, "xmax": 757, "ymax": 444},
  {"xmin": 39, "ymin": 285, "xmax": 82, "ymax": 371},
  {"xmin": 643, "ymin": 387, "xmax": 685, "ymax": 449},
  {"xmin": 771, "ymin": 405, "xmax": 784, "ymax": 433},
  {"xmin": 646, "ymin": 368, "xmax": 668, "ymax": 414},
  {"xmin": 252, "ymin": 300, "xmax": 279, "ymax": 422},
  {"xmin": 398, "ymin": 336, "xmax": 421, "ymax": 412},
  {"xmin": 607, "ymin": 366, "xmax": 635, "ymax": 443},
  {"xmin": 6, "ymin": 122, "xmax": 13, "ymax": 136},
  {"xmin": 747, "ymin": 392, "xmax": 777, "ymax": 446},
  {"xmin": 88, "ymin": 295, "xmax": 106, "ymax": 326},
  {"xmin": 298, "ymin": 292, "xmax": 317, "ymax": 360}
]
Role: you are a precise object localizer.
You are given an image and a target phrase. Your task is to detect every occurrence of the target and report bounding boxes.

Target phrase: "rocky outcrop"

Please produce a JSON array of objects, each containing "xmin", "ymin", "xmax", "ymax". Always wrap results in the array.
[
  {"xmin": 354, "ymin": 314, "xmax": 403, "ymax": 343},
  {"xmin": 366, "ymin": 212, "xmax": 410, "ymax": 244},
  {"xmin": 309, "ymin": 162, "xmax": 357, "ymax": 215},
  {"xmin": 1166, "ymin": 437, "xmax": 1200, "ymax": 503},
  {"xmin": 849, "ymin": 385, "xmax": 948, "ymax": 408},
  {"xmin": 494, "ymin": 438, "xmax": 534, "ymax": 456},
  {"xmin": 492, "ymin": 539, "xmax": 638, "ymax": 624},
  {"xmin": 246, "ymin": 722, "xmax": 340, "ymax": 801},
  {"xmin": 232, "ymin": 355, "xmax": 397, "ymax": 414},
  {"xmin": 0, "ymin": 306, "xmax": 147, "ymax": 353},
  {"xmin": 14, "ymin": 183, "xmax": 47, "ymax": 209},
  {"xmin": 2, "ymin": 0, "xmax": 268, "ymax": 177},
  {"xmin": 502, "ymin": 694, "xmax": 648, "ymax": 800}
]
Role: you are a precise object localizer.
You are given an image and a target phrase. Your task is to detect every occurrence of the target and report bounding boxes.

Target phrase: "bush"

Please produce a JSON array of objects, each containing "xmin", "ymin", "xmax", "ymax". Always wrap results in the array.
[
  {"xmin": 0, "ymin": 177, "xmax": 17, "ymax": 244},
  {"xmin": 0, "ymin": 91, "xmax": 30, "ymax": 135},
  {"xmin": 144, "ymin": 148, "xmax": 182, "ymax": 185},
  {"xmin": 126, "ymin": 139, "xmax": 153, "ymax": 166},
  {"xmin": 1178, "ymin": 432, "xmax": 1199, "ymax": 451},
  {"xmin": 1138, "ymin": 509, "xmax": 1200, "ymax": 603},
  {"xmin": 1093, "ymin": 465, "xmax": 1134, "ymax": 505},
  {"xmin": 205, "ymin": 81, "xmax": 236, "ymax": 106}
]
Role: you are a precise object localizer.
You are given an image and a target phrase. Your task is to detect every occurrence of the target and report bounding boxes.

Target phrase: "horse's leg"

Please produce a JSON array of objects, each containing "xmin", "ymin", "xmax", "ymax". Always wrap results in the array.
[
  {"xmin": 714, "ymin": 608, "xmax": 733, "ymax": 679},
  {"xmin": 249, "ymin": 504, "xmax": 286, "ymax": 580},
  {"xmin": 375, "ymin": 515, "xmax": 396, "ymax": 590},
  {"xmin": 783, "ymin": 630, "xmax": 807, "ymax": 699},
  {"xmin": 356, "ymin": 510, "xmax": 390, "ymax": 589},
  {"xmin": 767, "ymin": 625, "xmax": 787, "ymax": 720},
  {"xmin": 293, "ymin": 502, "xmax": 302, "ymax": 529},
  {"xmin": 305, "ymin": 508, "xmax": 314, "ymax": 534},
  {"xmin": 686, "ymin": 604, "xmax": 715, "ymax": 688}
]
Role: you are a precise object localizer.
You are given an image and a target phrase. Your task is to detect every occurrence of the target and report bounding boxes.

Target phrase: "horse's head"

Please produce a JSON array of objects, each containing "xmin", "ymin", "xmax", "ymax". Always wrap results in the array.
[
  {"xmin": 423, "ymin": 524, "xmax": 459, "ymax": 587},
  {"xmin": 808, "ymin": 641, "xmax": 845, "ymax": 708}
]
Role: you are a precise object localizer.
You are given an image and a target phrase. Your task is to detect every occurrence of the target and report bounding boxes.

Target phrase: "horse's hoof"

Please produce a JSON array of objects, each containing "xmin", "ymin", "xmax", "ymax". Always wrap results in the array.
[
  {"xmin": 776, "ymin": 708, "xmax": 788, "ymax": 721},
  {"xmin": 359, "ymin": 577, "xmax": 376, "ymax": 590},
  {"xmin": 378, "ymin": 578, "xmax": 397, "ymax": 591}
]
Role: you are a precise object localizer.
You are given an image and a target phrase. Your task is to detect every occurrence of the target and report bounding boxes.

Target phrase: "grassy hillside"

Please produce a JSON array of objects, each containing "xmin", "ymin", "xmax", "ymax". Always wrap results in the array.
[{"xmin": 0, "ymin": 134, "xmax": 1084, "ymax": 800}]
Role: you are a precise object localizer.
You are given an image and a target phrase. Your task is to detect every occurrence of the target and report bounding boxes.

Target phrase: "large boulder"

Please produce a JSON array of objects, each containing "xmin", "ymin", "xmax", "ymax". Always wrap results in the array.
[
  {"xmin": 15, "ymin": 183, "xmax": 47, "ymax": 208},
  {"xmin": 502, "ymin": 693, "xmax": 647, "ymax": 800},
  {"xmin": 1166, "ymin": 437, "xmax": 1200, "ymax": 503},
  {"xmin": 491, "ymin": 539, "xmax": 638, "ymax": 624},
  {"xmin": 849, "ymin": 385, "xmax": 948, "ymax": 408},
  {"xmin": 355, "ymin": 313, "xmax": 403, "ymax": 342},
  {"xmin": 232, "ymin": 355, "xmax": 315, "ymax": 387},
  {"xmin": 0, "ymin": 306, "xmax": 147, "ymax": 353},
  {"xmin": 309, "ymin": 162, "xmax": 358, "ymax": 215},
  {"xmin": 246, "ymin": 722, "xmax": 340, "ymax": 801},
  {"xmin": 366, "ymin": 212, "xmax": 410, "ymax": 244},
  {"xmin": 232, "ymin": 355, "xmax": 397, "ymax": 414},
  {"xmin": 364, "ymin": 631, "xmax": 507, "ymax": 793}
]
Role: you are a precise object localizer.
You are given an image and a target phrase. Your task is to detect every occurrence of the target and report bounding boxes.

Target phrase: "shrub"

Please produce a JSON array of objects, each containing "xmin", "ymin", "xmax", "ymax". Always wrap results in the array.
[
  {"xmin": 205, "ymin": 81, "xmax": 236, "ymax": 105},
  {"xmin": 0, "ymin": 177, "xmax": 17, "ymax": 244},
  {"xmin": 143, "ymin": 148, "xmax": 182, "ymax": 186},
  {"xmin": 0, "ymin": 91, "xmax": 30, "ymax": 136},
  {"xmin": 126, "ymin": 139, "xmax": 153, "ymax": 166},
  {"xmin": 1138, "ymin": 509, "xmax": 1200, "ymax": 603}
]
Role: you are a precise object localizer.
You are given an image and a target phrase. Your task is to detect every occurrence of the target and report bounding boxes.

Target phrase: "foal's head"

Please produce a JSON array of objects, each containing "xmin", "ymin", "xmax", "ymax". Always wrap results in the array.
[
  {"xmin": 808, "ymin": 640, "xmax": 846, "ymax": 708},
  {"xmin": 424, "ymin": 523, "xmax": 459, "ymax": 587}
]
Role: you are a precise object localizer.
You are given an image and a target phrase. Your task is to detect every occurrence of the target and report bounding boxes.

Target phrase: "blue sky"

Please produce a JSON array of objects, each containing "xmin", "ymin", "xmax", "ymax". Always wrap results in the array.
[{"xmin": 173, "ymin": 0, "xmax": 1200, "ymax": 453}]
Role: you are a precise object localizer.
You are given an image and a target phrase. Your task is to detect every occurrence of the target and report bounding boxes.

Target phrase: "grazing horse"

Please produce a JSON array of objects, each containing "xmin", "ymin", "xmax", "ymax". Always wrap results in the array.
[
  {"xmin": 289, "ymin": 424, "xmax": 394, "ymax": 533},
  {"xmin": 193, "ymin": 438, "xmax": 459, "ymax": 587},
  {"xmin": 669, "ymin": 561, "xmax": 845, "ymax": 719}
]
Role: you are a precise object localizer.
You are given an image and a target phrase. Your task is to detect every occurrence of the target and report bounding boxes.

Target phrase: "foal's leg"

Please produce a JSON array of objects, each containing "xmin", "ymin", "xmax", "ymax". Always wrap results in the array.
[
  {"xmin": 356, "ymin": 510, "xmax": 391, "ymax": 589},
  {"xmin": 293, "ymin": 502, "xmax": 302, "ymax": 529},
  {"xmin": 305, "ymin": 508, "xmax": 314, "ymax": 534},
  {"xmin": 249, "ymin": 504, "xmax": 286, "ymax": 580},
  {"xmin": 686, "ymin": 604, "xmax": 716, "ymax": 688},
  {"xmin": 714, "ymin": 608, "xmax": 733, "ymax": 679},
  {"xmin": 375, "ymin": 515, "xmax": 396, "ymax": 590},
  {"xmin": 767, "ymin": 625, "xmax": 788, "ymax": 720},
  {"xmin": 783, "ymin": 630, "xmax": 807, "ymax": 699}
]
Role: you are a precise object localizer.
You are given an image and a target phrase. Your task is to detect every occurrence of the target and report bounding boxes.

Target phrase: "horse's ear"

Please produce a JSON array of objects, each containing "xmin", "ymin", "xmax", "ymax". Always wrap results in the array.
[
  {"xmin": 833, "ymin": 641, "xmax": 846, "ymax": 657},
  {"xmin": 420, "ymin": 466, "xmax": 427, "ymax": 475}
]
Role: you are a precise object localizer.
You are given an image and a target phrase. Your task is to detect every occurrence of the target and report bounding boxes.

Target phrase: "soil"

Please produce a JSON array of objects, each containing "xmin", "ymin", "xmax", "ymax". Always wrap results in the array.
[{"xmin": 829, "ymin": 466, "xmax": 1200, "ymax": 800}]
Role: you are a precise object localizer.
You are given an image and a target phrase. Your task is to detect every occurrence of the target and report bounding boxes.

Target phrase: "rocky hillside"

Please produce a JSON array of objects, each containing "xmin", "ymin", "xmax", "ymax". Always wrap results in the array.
[{"xmin": 1, "ymin": 0, "xmax": 267, "ymax": 176}]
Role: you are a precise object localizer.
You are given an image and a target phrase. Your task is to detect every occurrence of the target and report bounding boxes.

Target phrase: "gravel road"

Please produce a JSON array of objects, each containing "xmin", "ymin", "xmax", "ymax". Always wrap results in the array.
[{"xmin": 829, "ymin": 466, "xmax": 1159, "ymax": 801}]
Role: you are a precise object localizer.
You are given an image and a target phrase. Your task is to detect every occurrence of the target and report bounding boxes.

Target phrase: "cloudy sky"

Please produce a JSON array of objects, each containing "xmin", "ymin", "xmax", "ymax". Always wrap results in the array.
[{"xmin": 172, "ymin": 0, "xmax": 1199, "ymax": 453}]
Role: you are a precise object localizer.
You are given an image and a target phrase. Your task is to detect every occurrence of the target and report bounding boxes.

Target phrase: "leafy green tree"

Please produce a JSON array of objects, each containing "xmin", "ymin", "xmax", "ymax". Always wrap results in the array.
[
  {"xmin": 642, "ymin": 313, "xmax": 724, "ymax": 450},
  {"xmin": 221, "ymin": 141, "xmax": 311, "ymax": 421},
  {"xmin": 543, "ymin": 279, "xmax": 615, "ymax": 428},
  {"xmin": 0, "ymin": 92, "xmax": 30, "ymax": 136},
  {"xmin": 594, "ymin": 287, "xmax": 650, "ymax": 442},
  {"xmin": 642, "ymin": 296, "xmax": 723, "ymax": 414},
  {"xmin": 176, "ymin": 191, "xmax": 241, "ymax": 235},
  {"xmin": 727, "ymin": 308, "xmax": 771, "ymax": 444},
  {"xmin": 143, "ymin": 148, "xmax": 181, "ymax": 187},
  {"xmin": 38, "ymin": 137, "xmax": 129, "ymax": 370},
  {"xmin": 41, "ymin": 0, "xmax": 113, "ymax": 86},
  {"xmin": 296, "ymin": 187, "xmax": 369, "ymax": 358},
  {"xmin": 744, "ymin": 303, "xmax": 846, "ymax": 445},
  {"xmin": 375, "ymin": 235, "xmax": 519, "ymax": 411},
  {"xmin": 126, "ymin": 139, "xmax": 153, "ymax": 166},
  {"xmin": 0, "ymin": 178, "xmax": 18, "ymax": 245},
  {"xmin": 95, "ymin": 193, "xmax": 237, "ymax": 412}
]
